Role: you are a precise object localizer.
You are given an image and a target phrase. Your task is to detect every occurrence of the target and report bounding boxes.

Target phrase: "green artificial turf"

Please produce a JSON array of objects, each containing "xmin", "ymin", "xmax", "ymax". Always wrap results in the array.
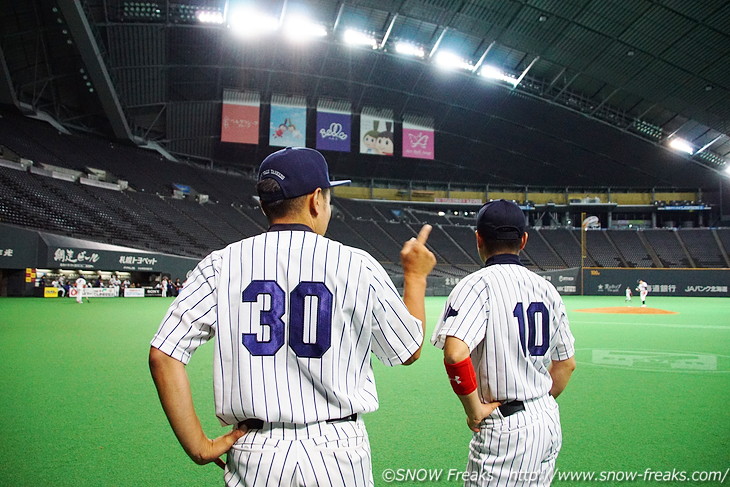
[{"xmin": 0, "ymin": 296, "xmax": 728, "ymax": 486}]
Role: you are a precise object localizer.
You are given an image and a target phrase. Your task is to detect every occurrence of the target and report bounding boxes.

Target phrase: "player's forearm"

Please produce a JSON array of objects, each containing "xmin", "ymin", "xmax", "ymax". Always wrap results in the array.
[
  {"xmin": 549, "ymin": 357, "xmax": 576, "ymax": 398},
  {"xmin": 457, "ymin": 390, "xmax": 486, "ymax": 422},
  {"xmin": 403, "ymin": 274, "xmax": 427, "ymax": 326},
  {"xmin": 149, "ymin": 347, "xmax": 210, "ymax": 464}
]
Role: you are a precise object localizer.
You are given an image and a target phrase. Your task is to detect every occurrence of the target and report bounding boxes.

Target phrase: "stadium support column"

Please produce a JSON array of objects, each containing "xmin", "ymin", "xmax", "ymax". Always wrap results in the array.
[
  {"xmin": 57, "ymin": 0, "xmax": 133, "ymax": 142},
  {"xmin": 580, "ymin": 211, "xmax": 586, "ymax": 296},
  {"xmin": 0, "ymin": 44, "xmax": 18, "ymax": 108}
]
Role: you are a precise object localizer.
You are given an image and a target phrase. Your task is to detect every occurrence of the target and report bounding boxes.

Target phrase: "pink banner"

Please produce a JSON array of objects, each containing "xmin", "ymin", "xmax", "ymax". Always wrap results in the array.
[
  {"xmin": 221, "ymin": 90, "xmax": 259, "ymax": 144},
  {"xmin": 402, "ymin": 123, "xmax": 434, "ymax": 160}
]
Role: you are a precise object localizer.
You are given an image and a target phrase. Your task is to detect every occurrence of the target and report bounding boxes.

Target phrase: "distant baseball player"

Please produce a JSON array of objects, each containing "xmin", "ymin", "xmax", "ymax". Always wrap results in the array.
[
  {"xmin": 149, "ymin": 147, "xmax": 436, "ymax": 487},
  {"xmin": 432, "ymin": 199, "xmax": 576, "ymax": 486},
  {"xmin": 636, "ymin": 279, "xmax": 649, "ymax": 307},
  {"xmin": 625, "ymin": 285, "xmax": 632, "ymax": 303},
  {"xmin": 75, "ymin": 275, "xmax": 87, "ymax": 304}
]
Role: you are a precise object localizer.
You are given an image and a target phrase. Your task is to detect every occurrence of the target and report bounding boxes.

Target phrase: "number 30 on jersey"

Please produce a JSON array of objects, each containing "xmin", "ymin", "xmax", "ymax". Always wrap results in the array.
[{"xmin": 242, "ymin": 280, "xmax": 332, "ymax": 359}]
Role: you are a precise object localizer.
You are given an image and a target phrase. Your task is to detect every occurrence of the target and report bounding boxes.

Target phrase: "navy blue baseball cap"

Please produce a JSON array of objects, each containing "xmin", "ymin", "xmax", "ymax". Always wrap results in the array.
[
  {"xmin": 476, "ymin": 199, "xmax": 527, "ymax": 240},
  {"xmin": 257, "ymin": 147, "xmax": 350, "ymax": 203}
]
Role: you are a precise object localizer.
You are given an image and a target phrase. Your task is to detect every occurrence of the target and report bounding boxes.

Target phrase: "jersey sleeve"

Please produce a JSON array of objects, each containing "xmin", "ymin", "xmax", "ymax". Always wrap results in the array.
[
  {"xmin": 431, "ymin": 275, "xmax": 489, "ymax": 351},
  {"xmin": 150, "ymin": 253, "xmax": 219, "ymax": 364},
  {"xmin": 549, "ymin": 294, "xmax": 575, "ymax": 361},
  {"xmin": 366, "ymin": 258, "xmax": 424, "ymax": 366}
]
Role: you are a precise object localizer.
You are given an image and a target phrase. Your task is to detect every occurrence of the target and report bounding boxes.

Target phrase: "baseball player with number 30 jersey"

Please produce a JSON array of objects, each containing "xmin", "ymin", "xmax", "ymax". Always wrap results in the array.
[
  {"xmin": 149, "ymin": 147, "xmax": 436, "ymax": 487},
  {"xmin": 432, "ymin": 200, "xmax": 576, "ymax": 486}
]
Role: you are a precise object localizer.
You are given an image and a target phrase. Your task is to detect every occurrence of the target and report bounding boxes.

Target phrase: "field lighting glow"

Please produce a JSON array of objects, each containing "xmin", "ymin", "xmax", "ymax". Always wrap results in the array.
[
  {"xmin": 196, "ymin": 10, "xmax": 224, "ymax": 24},
  {"xmin": 668, "ymin": 137, "xmax": 694, "ymax": 155},
  {"xmin": 395, "ymin": 41, "xmax": 425, "ymax": 58},
  {"xmin": 283, "ymin": 16, "xmax": 327, "ymax": 41},
  {"xmin": 343, "ymin": 29, "xmax": 377, "ymax": 49},
  {"xmin": 479, "ymin": 65, "xmax": 518, "ymax": 85},
  {"xmin": 434, "ymin": 51, "xmax": 472, "ymax": 71},
  {"xmin": 227, "ymin": 7, "xmax": 279, "ymax": 38}
]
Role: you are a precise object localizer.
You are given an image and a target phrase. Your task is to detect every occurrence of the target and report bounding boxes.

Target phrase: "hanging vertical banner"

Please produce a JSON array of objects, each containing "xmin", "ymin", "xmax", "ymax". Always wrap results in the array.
[
  {"xmin": 316, "ymin": 99, "xmax": 351, "ymax": 152},
  {"xmin": 360, "ymin": 107, "xmax": 394, "ymax": 156},
  {"xmin": 269, "ymin": 94, "xmax": 307, "ymax": 147},
  {"xmin": 221, "ymin": 89, "xmax": 260, "ymax": 144},
  {"xmin": 402, "ymin": 115, "xmax": 435, "ymax": 160}
]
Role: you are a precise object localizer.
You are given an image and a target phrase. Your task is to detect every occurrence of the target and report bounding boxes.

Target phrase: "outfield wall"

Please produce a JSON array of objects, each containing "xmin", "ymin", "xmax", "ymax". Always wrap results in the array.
[
  {"xmin": 425, "ymin": 267, "xmax": 729, "ymax": 297},
  {"xmin": 583, "ymin": 268, "xmax": 730, "ymax": 297}
]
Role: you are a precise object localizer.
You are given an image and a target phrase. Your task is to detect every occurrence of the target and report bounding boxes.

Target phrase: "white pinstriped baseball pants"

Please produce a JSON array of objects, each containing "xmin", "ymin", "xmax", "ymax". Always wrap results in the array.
[
  {"xmin": 225, "ymin": 419, "xmax": 373, "ymax": 487},
  {"xmin": 465, "ymin": 395, "xmax": 562, "ymax": 487}
]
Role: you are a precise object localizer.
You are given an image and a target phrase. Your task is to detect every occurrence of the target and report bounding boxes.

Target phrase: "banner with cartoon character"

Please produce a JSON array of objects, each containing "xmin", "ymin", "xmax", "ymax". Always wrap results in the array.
[
  {"xmin": 402, "ymin": 115, "xmax": 434, "ymax": 160},
  {"xmin": 269, "ymin": 94, "xmax": 307, "ymax": 147},
  {"xmin": 316, "ymin": 99, "xmax": 351, "ymax": 152},
  {"xmin": 221, "ymin": 90, "xmax": 260, "ymax": 144},
  {"xmin": 360, "ymin": 107, "xmax": 394, "ymax": 156}
]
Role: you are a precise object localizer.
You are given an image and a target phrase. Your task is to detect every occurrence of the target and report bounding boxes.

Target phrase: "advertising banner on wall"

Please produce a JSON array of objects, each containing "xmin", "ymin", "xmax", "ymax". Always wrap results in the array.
[
  {"xmin": 0, "ymin": 225, "xmax": 40, "ymax": 269},
  {"xmin": 402, "ymin": 115, "xmax": 434, "ymax": 160},
  {"xmin": 269, "ymin": 94, "xmax": 307, "ymax": 148},
  {"xmin": 360, "ymin": 107, "xmax": 394, "ymax": 156},
  {"xmin": 584, "ymin": 268, "xmax": 730, "ymax": 297},
  {"xmin": 316, "ymin": 99, "xmax": 351, "ymax": 152},
  {"xmin": 536, "ymin": 267, "xmax": 581, "ymax": 295},
  {"xmin": 221, "ymin": 90, "xmax": 260, "ymax": 144}
]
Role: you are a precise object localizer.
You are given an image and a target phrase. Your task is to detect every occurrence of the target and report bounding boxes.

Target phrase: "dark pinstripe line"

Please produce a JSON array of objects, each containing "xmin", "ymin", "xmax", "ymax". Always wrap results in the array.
[
  {"xmin": 301, "ymin": 441, "xmax": 327, "ymax": 487},
  {"xmin": 247, "ymin": 237, "xmax": 256, "ymax": 418},
  {"xmin": 295, "ymin": 231, "xmax": 308, "ymax": 423},
  {"xmin": 267, "ymin": 441, "xmax": 293, "ymax": 486},
  {"xmin": 260, "ymin": 233, "xmax": 271, "ymax": 420},
  {"xmin": 321, "ymin": 238, "xmax": 331, "ymax": 418},
  {"xmin": 328, "ymin": 448, "xmax": 348, "ymax": 487},
  {"xmin": 284, "ymin": 231, "xmax": 295, "ymax": 420},
  {"xmin": 269, "ymin": 233, "xmax": 282, "ymax": 422}
]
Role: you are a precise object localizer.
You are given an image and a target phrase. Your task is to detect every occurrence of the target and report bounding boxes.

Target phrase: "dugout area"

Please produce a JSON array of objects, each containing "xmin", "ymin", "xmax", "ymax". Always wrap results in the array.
[{"xmin": 0, "ymin": 296, "xmax": 727, "ymax": 486}]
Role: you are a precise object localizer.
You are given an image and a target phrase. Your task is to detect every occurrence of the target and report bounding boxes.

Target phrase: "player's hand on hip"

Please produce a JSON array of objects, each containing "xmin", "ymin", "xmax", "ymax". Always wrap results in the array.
[
  {"xmin": 400, "ymin": 224, "xmax": 437, "ymax": 278},
  {"xmin": 194, "ymin": 425, "xmax": 247, "ymax": 468},
  {"xmin": 466, "ymin": 400, "xmax": 502, "ymax": 433}
]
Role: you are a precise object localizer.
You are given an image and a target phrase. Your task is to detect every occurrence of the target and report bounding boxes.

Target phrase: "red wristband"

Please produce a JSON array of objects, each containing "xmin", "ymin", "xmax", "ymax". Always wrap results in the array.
[{"xmin": 444, "ymin": 356, "xmax": 477, "ymax": 396}]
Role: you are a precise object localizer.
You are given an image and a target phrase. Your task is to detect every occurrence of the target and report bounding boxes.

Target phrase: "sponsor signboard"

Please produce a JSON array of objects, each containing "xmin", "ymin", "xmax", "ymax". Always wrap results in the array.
[{"xmin": 583, "ymin": 268, "xmax": 730, "ymax": 297}]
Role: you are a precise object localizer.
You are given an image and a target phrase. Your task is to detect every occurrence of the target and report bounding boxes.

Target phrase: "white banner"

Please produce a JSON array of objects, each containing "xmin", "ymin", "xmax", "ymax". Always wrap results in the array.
[
  {"xmin": 124, "ymin": 288, "xmax": 145, "ymax": 298},
  {"xmin": 81, "ymin": 288, "xmax": 119, "ymax": 298}
]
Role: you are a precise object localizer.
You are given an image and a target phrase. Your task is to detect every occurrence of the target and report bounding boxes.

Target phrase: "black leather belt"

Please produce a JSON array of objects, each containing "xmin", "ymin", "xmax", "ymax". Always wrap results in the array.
[
  {"xmin": 498, "ymin": 400, "xmax": 525, "ymax": 417},
  {"xmin": 239, "ymin": 414, "xmax": 358, "ymax": 430}
]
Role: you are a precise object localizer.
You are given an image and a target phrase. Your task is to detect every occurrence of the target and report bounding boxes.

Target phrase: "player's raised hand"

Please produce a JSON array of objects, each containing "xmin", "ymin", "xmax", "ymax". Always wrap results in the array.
[{"xmin": 400, "ymin": 224, "xmax": 437, "ymax": 278}]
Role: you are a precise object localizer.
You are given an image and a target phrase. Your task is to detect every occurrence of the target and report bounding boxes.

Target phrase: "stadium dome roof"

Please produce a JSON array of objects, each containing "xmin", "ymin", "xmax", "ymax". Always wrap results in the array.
[{"xmin": 1, "ymin": 0, "xmax": 728, "ymax": 189}]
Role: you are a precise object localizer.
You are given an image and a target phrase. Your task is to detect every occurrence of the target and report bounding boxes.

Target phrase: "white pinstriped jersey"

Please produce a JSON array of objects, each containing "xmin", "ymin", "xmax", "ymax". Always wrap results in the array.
[
  {"xmin": 151, "ymin": 226, "xmax": 422, "ymax": 426},
  {"xmin": 432, "ymin": 254, "xmax": 574, "ymax": 403}
]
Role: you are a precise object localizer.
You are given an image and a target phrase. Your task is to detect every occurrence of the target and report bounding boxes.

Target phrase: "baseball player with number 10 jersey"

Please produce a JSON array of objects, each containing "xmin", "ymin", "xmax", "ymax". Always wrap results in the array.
[
  {"xmin": 150, "ymin": 147, "xmax": 436, "ymax": 487},
  {"xmin": 432, "ymin": 200, "xmax": 576, "ymax": 486}
]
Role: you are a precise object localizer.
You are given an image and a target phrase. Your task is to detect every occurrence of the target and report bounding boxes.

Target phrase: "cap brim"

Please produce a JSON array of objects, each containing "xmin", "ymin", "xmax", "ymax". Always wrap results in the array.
[{"xmin": 329, "ymin": 179, "xmax": 351, "ymax": 188}]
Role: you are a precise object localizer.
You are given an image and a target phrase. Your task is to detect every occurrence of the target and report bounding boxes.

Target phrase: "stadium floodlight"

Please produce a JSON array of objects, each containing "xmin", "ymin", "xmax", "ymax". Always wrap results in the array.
[
  {"xmin": 283, "ymin": 16, "xmax": 327, "ymax": 41},
  {"xmin": 343, "ymin": 29, "xmax": 378, "ymax": 49},
  {"xmin": 668, "ymin": 137, "xmax": 694, "ymax": 155},
  {"xmin": 394, "ymin": 41, "xmax": 425, "ymax": 58},
  {"xmin": 433, "ymin": 50, "xmax": 473, "ymax": 71},
  {"xmin": 479, "ymin": 65, "xmax": 518, "ymax": 85},
  {"xmin": 228, "ymin": 7, "xmax": 279, "ymax": 38},
  {"xmin": 197, "ymin": 10, "xmax": 224, "ymax": 24}
]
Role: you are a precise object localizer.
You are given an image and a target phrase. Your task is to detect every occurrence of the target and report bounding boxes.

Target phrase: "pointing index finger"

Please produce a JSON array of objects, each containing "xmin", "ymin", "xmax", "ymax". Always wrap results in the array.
[{"xmin": 416, "ymin": 224, "xmax": 432, "ymax": 245}]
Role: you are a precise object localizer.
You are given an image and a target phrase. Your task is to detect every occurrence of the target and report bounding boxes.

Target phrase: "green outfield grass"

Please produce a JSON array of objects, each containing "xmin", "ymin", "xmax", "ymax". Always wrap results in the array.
[{"xmin": 0, "ymin": 296, "xmax": 728, "ymax": 486}]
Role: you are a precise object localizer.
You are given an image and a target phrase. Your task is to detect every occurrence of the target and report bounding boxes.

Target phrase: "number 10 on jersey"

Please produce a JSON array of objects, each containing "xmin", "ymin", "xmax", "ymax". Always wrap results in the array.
[{"xmin": 512, "ymin": 302, "xmax": 549, "ymax": 356}]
